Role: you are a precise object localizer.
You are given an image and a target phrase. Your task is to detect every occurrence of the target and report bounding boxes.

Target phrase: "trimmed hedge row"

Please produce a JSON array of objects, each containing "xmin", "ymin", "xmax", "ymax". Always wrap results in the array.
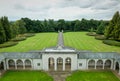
[
  {"xmin": 0, "ymin": 42, "xmax": 18, "ymax": 48},
  {"xmin": 86, "ymin": 32, "xmax": 97, "ymax": 36},
  {"xmin": 11, "ymin": 37, "xmax": 26, "ymax": 42},
  {"xmin": 0, "ymin": 33, "xmax": 35, "ymax": 48},
  {"xmin": 11, "ymin": 33, "xmax": 35, "ymax": 42},
  {"xmin": 95, "ymin": 35, "xmax": 106, "ymax": 40},
  {"xmin": 103, "ymin": 40, "xmax": 120, "ymax": 47},
  {"xmin": 24, "ymin": 33, "xmax": 35, "ymax": 37}
]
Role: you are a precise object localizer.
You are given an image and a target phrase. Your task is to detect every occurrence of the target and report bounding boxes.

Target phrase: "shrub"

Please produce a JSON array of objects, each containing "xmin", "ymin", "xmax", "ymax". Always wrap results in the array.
[
  {"xmin": 95, "ymin": 35, "xmax": 106, "ymax": 40},
  {"xmin": 11, "ymin": 37, "xmax": 26, "ymax": 42},
  {"xmin": 24, "ymin": 33, "xmax": 35, "ymax": 37},
  {"xmin": 0, "ymin": 42, "xmax": 18, "ymax": 48},
  {"xmin": 86, "ymin": 32, "xmax": 97, "ymax": 36},
  {"xmin": 103, "ymin": 40, "xmax": 120, "ymax": 47}
]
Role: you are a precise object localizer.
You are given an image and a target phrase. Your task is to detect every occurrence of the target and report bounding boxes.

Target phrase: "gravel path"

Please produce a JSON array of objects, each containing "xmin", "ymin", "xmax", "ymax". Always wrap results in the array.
[{"xmin": 57, "ymin": 32, "xmax": 64, "ymax": 47}]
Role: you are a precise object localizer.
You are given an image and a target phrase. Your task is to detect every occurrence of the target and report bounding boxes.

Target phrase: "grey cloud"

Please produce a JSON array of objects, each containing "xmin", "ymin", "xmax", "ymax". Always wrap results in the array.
[{"xmin": 0, "ymin": 0, "xmax": 120, "ymax": 20}]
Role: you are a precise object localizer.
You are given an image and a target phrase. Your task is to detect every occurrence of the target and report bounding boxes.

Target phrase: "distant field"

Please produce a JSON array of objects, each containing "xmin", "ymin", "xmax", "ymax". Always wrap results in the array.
[
  {"xmin": 64, "ymin": 32, "xmax": 120, "ymax": 53},
  {"xmin": 66, "ymin": 71, "xmax": 120, "ymax": 81},
  {"xmin": 0, "ymin": 71, "xmax": 53, "ymax": 81},
  {"xmin": 0, "ymin": 33, "xmax": 57, "ymax": 52}
]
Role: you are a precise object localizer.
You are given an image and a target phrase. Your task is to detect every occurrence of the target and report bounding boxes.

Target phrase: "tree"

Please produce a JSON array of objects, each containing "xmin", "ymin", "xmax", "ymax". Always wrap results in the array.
[
  {"xmin": 15, "ymin": 20, "xmax": 26, "ymax": 34},
  {"xmin": 113, "ymin": 15, "xmax": 120, "ymax": 40},
  {"xmin": 0, "ymin": 20, "xmax": 6, "ymax": 44},
  {"xmin": 48, "ymin": 19, "xmax": 55, "ymax": 32},
  {"xmin": 57, "ymin": 19, "xmax": 65, "ymax": 31},
  {"xmin": 10, "ymin": 22, "xmax": 19, "ymax": 38},
  {"xmin": 105, "ymin": 11, "xmax": 119, "ymax": 39},
  {"xmin": 1, "ymin": 16, "xmax": 12, "ymax": 41},
  {"xmin": 74, "ymin": 20, "xmax": 80, "ymax": 31},
  {"xmin": 96, "ymin": 21, "xmax": 105, "ymax": 35}
]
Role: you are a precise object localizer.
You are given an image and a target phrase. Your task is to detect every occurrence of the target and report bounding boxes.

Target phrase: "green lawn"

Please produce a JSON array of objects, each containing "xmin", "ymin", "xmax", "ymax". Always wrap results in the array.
[
  {"xmin": 64, "ymin": 32, "xmax": 120, "ymax": 53},
  {"xmin": 66, "ymin": 71, "xmax": 120, "ymax": 81},
  {"xmin": 0, "ymin": 33, "xmax": 57, "ymax": 52},
  {"xmin": 0, "ymin": 71, "xmax": 53, "ymax": 81}
]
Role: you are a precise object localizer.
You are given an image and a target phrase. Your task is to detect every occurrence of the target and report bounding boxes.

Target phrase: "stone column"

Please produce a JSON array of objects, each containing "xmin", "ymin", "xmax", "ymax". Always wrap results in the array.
[
  {"xmin": 22, "ymin": 59, "xmax": 25, "ymax": 69},
  {"xmin": 95, "ymin": 60, "xmax": 97, "ymax": 69},
  {"xmin": 63, "ymin": 58, "xmax": 65, "ymax": 71},
  {"xmin": 15, "ymin": 59, "xmax": 17, "ymax": 70},
  {"xmin": 6, "ymin": 59, "xmax": 9, "ymax": 70},
  {"xmin": 3, "ymin": 60, "xmax": 7, "ymax": 70},
  {"xmin": 113, "ymin": 61, "xmax": 116, "ymax": 70},
  {"xmin": 86, "ymin": 59, "xmax": 88, "ymax": 69},
  {"xmin": 103, "ymin": 60, "xmax": 105, "ymax": 69},
  {"xmin": 111, "ymin": 59, "xmax": 113, "ymax": 69},
  {"xmin": 119, "ymin": 64, "xmax": 120, "ymax": 75},
  {"xmin": 31, "ymin": 59, "xmax": 34, "ymax": 70},
  {"xmin": 54, "ymin": 58, "xmax": 57, "ymax": 71}
]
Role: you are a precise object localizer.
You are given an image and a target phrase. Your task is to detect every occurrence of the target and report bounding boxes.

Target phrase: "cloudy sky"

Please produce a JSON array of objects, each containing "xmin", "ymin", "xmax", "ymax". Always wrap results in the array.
[{"xmin": 0, "ymin": 0, "xmax": 120, "ymax": 20}]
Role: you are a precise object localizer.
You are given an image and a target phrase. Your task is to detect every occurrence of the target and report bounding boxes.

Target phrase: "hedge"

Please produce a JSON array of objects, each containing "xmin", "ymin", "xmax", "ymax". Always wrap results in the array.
[
  {"xmin": 95, "ymin": 35, "xmax": 106, "ymax": 40},
  {"xmin": 24, "ymin": 33, "xmax": 35, "ymax": 37},
  {"xmin": 86, "ymin": 32, "xmax": 97, "ymax": 36},
  {"xmin": 0, "ymin": 42, "xmax": 18, "ymax": 48},
  {"xmin": 11, "ymin": 37, "xmax": 26, "ymax": 42},
  {"xmin": 103, "ymin": 40, "xmax": 120, "ymax": 47}
]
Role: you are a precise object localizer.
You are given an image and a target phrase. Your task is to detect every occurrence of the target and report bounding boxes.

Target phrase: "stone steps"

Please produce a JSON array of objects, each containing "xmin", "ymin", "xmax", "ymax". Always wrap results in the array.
[{"xmin": 46, "ymin": 71, "xmax": 72, "ymax": 81}]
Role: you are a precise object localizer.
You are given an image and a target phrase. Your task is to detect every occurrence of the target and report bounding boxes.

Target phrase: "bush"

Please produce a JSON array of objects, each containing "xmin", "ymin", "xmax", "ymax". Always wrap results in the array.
[
  {"xmin": 0, "ymin": 42, "xmax": 18, "ymax": 48},
  {"xmin": 103, "ymin": 40, "xmax": 120, "ymax": 47},
  {"xmin": 95, "ymin": 35, "xmax": 106, "ymax": 40},
  {"xmin": 86, "ymin": 32, "xmax": 97, "ymax": 36},
  {"xmin": 11, "ymin": 37, "xmax": 26, "ymax": 42},
  {"xmin": 24, "ymin": 33, "xmax": 35, "ymax": 37}
]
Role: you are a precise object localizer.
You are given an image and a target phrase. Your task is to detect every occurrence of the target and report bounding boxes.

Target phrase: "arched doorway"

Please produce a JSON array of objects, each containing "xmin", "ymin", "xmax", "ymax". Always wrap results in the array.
[
  {"xmin": 105, "ymin": 60, "xmax": 111, "ymax": 69},
  {"xmin": 48, "ymin": 57, "xmax": 54, "ymax": 71},
  {"xmin": 8, "ymin": 59, "xmax": 15, "ymax": 69},
  {"xmin": 0, "ymin": 62, "xmax": 4, "ymax": 70},
  {"xmin": 57, "ymin": 57, "xmax": 63, "ymax": 71},
  {"xmin": 115, "ymin": 62, "xmax": 119, "ymax": 73},
  {"xmin": 17, "ymin": 59, "xmax": 23, "ymax": 69},
  {"xmin": 96, "ymin": 60, "xmax": 103, "ymax": 69},
  {"xmin": 88, "ymin": 60, "xmax": 95, "ymax": 69},
  {"xmin": 25, "ymin": 59, "xmax": 32, "ymax": 69},
  {"xmin": 65, "ymin": 58, "xmax": 71, "ymax": 71}
]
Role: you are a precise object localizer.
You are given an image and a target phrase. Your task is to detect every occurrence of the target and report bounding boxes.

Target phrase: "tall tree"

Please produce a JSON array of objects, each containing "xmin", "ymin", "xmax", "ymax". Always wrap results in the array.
[
  {"xmin": 74, "ymin": 20, "xmax": 80, "ymax": 31},
  {"xmin": 113, "ymin": 14, "xmax": 120, "ymax": 40},
  {"xmin": 1, "ymin": 16, "xmax": 12, "ymax": 41},
  {"xmin": 15, "ymin": 20, "xmax": 26, "ymax": 34},
  {"xmin": 0, "ymin": 20, "xmax": 6, "ymax": 44},
  {"xmin": 96, "ymin": 21, "xmax": 105, "ymax": 35},
  {"xmin": 57, "ymin": 19, "xmax": 65, "ymax": 31},
  {"xmin": 105, "ymin": 11, "xmax": 119, "ymax": 39}
]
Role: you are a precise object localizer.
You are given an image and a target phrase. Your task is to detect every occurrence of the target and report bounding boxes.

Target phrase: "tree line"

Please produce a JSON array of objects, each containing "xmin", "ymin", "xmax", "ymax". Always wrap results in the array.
[
  {"xmin": 21, "ymin": 18, "xmax": 107, "ymax": 33},
  {"xmin": 1, "ymin": 13, "xmax": 117, "ymax": 44}
]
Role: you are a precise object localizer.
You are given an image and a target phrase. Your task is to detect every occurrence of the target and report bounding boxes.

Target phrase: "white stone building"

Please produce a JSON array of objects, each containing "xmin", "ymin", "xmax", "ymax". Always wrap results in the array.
[{"xmin": 0, "ymin": 32, "xmax": 120, "ymax": 75}]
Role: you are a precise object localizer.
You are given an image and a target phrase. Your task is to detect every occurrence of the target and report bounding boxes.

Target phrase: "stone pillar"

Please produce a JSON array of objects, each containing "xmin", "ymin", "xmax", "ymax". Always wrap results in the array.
[
  {"xmin": 119, "ymin": 64, "xmax": 120, "ymax": 75},
  {"xmin": 3, "ymin": 60, "xmax": 7, "ymax": 70},
  {"xmin": 95, "ymin": 60, "xmax": 97, "ymax": 69},
  {"xmin": 113, "ymin": 61, "xmax": 116, "ymax": 70},
  {"xmin": 6, "ymin": 59, "xmax": 9, "ymax": 70},
  {"xmin": 22, "ymin": 59, "xmax": 25, "ymax": 70},
  {"xmin": 31, "ymin": 59, "xmax": 34, "ymax": 70},
  {"xmin": 111, "ymin": 59, "xmax": 113, "ymax": 69},
  {"xmin": 15, "ymin": 59, "xmax": 17, "ymax": 70},
  {"xmin": 86, "ymin": 59, "xmax": 88, "ymax": 69},
  {"xmin": 63, "ymin": 58, "xmax": 65, "ymax": 71},
  {"xmin": 54, "ymin": 58, "xmax": 57, "ymax": 71},
  {"xmin": 103, "ymin": 60, "xmax": 105, "ymax": 69}
]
